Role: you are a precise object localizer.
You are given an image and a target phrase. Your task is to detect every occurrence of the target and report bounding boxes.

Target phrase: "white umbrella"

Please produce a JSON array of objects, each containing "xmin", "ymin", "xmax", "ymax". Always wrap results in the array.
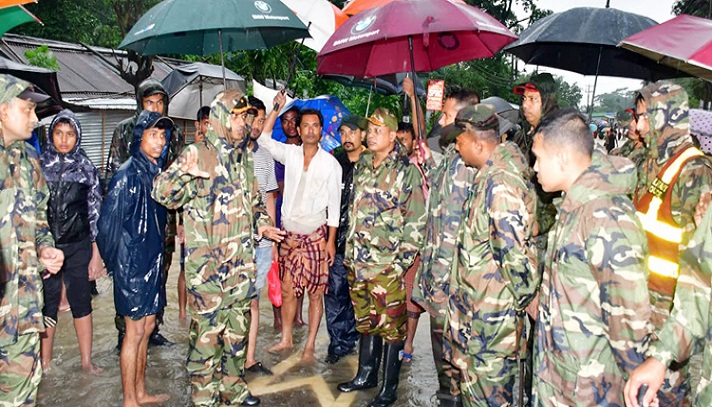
[{"xmin": 281, "ymin": 0, "xmax": 348, "ymax": 52}]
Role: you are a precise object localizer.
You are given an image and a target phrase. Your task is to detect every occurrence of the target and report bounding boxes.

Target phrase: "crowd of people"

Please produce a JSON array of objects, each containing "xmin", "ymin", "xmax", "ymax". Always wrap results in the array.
[{"xmin": 1, "ymin": 65, "xmax": 712, "ymax": 407}]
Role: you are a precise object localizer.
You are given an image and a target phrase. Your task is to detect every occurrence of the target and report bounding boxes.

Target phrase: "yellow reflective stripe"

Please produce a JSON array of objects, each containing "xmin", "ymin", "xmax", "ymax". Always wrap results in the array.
[
  {"xmin": 648, "ymin": 256, "xmax": 680, "ymax": 279},
  {"xmin": 636, "ymin": 209, "xmax": 684, "ymax": 243},
  {"xmin": 659, "ymin": 148, "xmax": 703, "ymax": 184}
]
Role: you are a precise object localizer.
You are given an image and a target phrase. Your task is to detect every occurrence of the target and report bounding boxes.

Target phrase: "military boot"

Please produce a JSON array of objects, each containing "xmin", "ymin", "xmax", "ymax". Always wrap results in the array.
[
  {"xmin": 337, "ymin": 334, "xmax": 382, "ymax": 392},
  {"xmin": 435, "ymin": 391, "xmax": 463, "ymax": 407},
  {"xmin": 368, "ymin": 341, "xmax": 404, "ymax": 407}
]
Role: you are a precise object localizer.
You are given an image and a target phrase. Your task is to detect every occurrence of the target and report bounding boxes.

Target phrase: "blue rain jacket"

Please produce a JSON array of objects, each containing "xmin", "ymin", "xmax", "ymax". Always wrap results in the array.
[{"xmin": 96, "ymin": 111, "xmax": 170, "ymax": 318}]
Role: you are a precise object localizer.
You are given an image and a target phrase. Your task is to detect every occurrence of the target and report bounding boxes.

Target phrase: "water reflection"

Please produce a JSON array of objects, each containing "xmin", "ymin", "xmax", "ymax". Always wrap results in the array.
[{"xmin": 37, "ymin": 255, "xmax": 437, "ymax": 406}]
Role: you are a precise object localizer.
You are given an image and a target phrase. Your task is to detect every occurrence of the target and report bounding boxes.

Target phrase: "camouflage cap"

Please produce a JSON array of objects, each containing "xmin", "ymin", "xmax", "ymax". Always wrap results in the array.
[
  {"xmin": 367, "ymin": 107, "xmax": 398, "ymax": 132},
  {"xmin": 0, "ymin": 74, "xmax": 48, "ymax": 104},
  {"xmin": 455, "ymin": 103, "xmax": 499, "ymax": 132},
  {"xmin": 340, "ymin": 115, "xmax": 367, "ymax": 131}
]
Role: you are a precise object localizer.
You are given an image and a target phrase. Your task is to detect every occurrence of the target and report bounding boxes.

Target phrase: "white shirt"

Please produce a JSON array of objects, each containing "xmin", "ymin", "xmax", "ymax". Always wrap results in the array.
[{"xmin": 258, "ymin": 131, "xmax": 342, "ymax": 234}]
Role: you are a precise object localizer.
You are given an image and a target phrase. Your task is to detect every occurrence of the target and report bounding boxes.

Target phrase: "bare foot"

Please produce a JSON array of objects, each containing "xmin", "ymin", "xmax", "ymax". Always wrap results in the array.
[
  {"xmin": 82, "ymin": 363, "xmax": 103, "ymax": 374},
  {"xmin": 294, "ymin": 318, "xmax": 306, "ymax": 327},
  {"xmin": 300, "ymin": 349, "xmax": 316, "ymax": 363},
  {"xmin": 268, "ymin": 341, "xmax": 293, "ymax": 353},
  {"xmin": 137, "ymin": 393, "xmax": 170, "ymax": 405},
  {"xmin": 178, "ymin": 311, "xmax": 187, "ymax": 321}
]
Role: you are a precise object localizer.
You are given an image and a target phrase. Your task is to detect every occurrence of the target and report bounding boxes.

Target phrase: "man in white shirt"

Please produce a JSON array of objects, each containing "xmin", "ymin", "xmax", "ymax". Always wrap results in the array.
[{"xmin": 259, "ymin": 93, "xmax": 342, "ymax": 363}]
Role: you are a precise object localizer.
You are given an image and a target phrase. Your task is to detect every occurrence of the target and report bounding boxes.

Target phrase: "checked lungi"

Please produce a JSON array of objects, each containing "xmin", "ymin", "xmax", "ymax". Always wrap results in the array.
[{"xmin": 279, "ymin": 224, "xmax": 329, "ymax": 297}]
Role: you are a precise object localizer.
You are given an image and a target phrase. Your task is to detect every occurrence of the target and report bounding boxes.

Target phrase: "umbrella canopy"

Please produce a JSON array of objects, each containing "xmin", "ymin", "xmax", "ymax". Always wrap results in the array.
[
  {"xmin": 161, "ymin": 62, "xmax": 246, "ymax": 120},
  {"xmin": 0, "ymin": 56, "xmax": 62, "ymax": 104},
  {"xmin": 321, "ymin": 73, "xmax": 426, "ymax": 96},
  {"xmin": 271, "ymin": 95, "xmax": 350, "ymax": 152},
  {"xmin": 281, "ymin": 0, "xmax": 348, "ymax": 52},
  {"xmin": 0, "ymin": 5, "xmax": 41, "ymax": 36},
  {"xmin": 118, "ymin": 0, "xmax": 309, "ymax": 55},
  {"xmin": 342, "ymin": 0, "xmax": 465, "ymax": 16},
  {"xmin": 504, "ymin": 7, "xmax": 685, "ymax": 81},
  {"xmin": 317, "ymin": 0, "xmax": 517, "ymax": 78},
  {"xmin": 620, "ymin": 14, "xmax": 712, "ymax": 82},
  {"xmin": 0, "ymin": 0, "xmax": 36, "ymax": 8}
]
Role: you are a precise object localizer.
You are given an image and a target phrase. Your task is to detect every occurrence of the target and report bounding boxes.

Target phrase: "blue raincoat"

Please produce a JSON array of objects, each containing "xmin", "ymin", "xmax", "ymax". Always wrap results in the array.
[{"xmin": 96, "ymin": 111, "xmax": 170, "ymax": 318}]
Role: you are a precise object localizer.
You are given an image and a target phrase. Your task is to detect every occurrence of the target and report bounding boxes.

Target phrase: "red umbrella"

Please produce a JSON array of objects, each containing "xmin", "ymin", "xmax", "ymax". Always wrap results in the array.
[
  {"xmin": 317, "ymin": 0, "xmax": 517, "ymax": 78},
  {"xmin": 620, "ymin": 14, "xmax": 712, "ymax": 81},
  {"xmin": 342, "ymin": 0, "xmax": 465, "ymax": 16}
]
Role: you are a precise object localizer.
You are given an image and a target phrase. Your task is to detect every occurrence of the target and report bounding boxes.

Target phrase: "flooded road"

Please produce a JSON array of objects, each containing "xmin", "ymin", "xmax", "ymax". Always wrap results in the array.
[{"xmin": 37, "ymin": 254, "xmax": 439, "ymax": 406}]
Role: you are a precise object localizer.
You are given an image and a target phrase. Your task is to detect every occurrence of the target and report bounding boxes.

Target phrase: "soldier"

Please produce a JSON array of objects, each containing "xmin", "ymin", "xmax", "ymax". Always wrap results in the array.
[
  {"xmin": 324, "ymin": 115, "xmax": 367, "ymax": 364},
  {"xmin": 530, "ymin": 108, "xmax": 652, "ymax": 406},
  {"xmin": 625, "ymin": 193, "xmax": 712, "ymax": 407},
  {"xmin": 106, "ymin": 78, "xmax": 185, "ymax": 348},
  {"xmin": 152, "ymin": 90, "xmax": 283, "ymax": 407},
  {"xmin": 412, "ymin": 90, "xmax": 479, "ymax": 406},
  {"xmin": 0, "ymin": 74, "xmax": 64, "ymax": 406},
  {"xmin": 632, "ymin": 82, "xmax": 712, "ymax": 406},
  {"xmin": 337, "ymin": 107, "xmax": 426, "ymax": 407},
  {"xmin": 444, "ymin": 104, "xmax": 538, "ymax": 406}
]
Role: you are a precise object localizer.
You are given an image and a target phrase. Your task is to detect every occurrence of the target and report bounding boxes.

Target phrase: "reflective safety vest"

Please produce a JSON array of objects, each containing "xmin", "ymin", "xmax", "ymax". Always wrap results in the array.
[{"xmin": 635, "ymin": 146, "xmax": 704, "ymax": 300}]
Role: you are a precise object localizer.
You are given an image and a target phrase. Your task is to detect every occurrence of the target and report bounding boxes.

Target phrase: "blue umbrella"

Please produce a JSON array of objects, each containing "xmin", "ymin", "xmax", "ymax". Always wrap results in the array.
[{"xmin": 271, "ymin": 95, "xmax": 350, "ymax": 152}]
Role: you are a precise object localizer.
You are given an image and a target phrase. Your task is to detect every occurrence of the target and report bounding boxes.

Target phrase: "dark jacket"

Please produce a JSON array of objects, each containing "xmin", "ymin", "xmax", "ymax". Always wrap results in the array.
[
  {"xmin": 40, "ymin": 109, "xmax": 101, "ymax": 245},
  {"xmin": 97, "ymin": 111, "xmax": 169, "ymax": 317},
  {"xmin": 333, "ymin": 148, "xmax": 357, "ymax": 255}
]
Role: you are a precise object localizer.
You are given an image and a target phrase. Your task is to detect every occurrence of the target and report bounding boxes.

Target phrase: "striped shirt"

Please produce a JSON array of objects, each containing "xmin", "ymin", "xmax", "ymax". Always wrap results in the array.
[{"xmin": 253, "ymin": 143, "xmax": 278, "ymax": 248}]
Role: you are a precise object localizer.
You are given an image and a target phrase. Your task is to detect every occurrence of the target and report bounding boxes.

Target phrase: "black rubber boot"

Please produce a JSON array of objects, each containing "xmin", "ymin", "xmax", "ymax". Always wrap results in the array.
[
  {"xmin": 435, "ymin": 391, "xmax": 463, "ymax": 407},
  {"xmin": 368, "ymin": 341, "xmax": 404, "ymax": 407},
  {"xmin": 337, "ymin": 334, "xmax": 383, "ymax": 392}
]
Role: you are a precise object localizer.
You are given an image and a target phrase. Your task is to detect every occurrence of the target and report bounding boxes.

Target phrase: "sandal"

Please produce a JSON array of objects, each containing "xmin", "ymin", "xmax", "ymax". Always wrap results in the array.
[{"xmin": 399, "ymin": 350, "xmax": 413, "ymax": 362}]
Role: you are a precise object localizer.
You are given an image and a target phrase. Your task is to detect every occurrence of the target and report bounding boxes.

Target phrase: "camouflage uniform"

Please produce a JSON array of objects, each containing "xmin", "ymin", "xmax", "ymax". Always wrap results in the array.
[
  {"xmin": 0, "ymin": 75, "xmax": 54, "ymax": 406},
  {"xmin": 411, "ymin": 144, "xmax": 474, "ymax": 400},
  {"xmin": 533, "ymin": 151, "xmax": 653, "ymax": 407},
  {"xmin": 646, "ymin": 204, "xmax": 712, "ymax": 406},
  {"xmin": 152, "ymin": 91, "xmax": 271, "ymax": 406},
  {"xmin": 444, "ymin": 136, "xmax": 538, "ymax": 406},
  {"xmin": 344, "ymin": 144, "xmax": 426, "ymax": 342},
  {"xmin": 634, "ymin": 83, "xmax": 712, "ymax": 406}
]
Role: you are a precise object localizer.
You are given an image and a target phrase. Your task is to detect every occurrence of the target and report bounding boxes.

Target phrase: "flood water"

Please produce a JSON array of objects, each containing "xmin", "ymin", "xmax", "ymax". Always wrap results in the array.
[{"xmin": 37, "ymin": 254, "xmax": 439, "ymax": 406}]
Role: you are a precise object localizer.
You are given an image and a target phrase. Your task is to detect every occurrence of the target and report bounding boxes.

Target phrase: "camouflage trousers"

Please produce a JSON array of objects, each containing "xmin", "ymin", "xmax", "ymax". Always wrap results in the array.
[
  {"xmin": 657, "ymin": 359, "xmax": 693, "ymax": 407},
  {"xmin": 454, "ymin": 355, "xmax": 518, "ymax": 407},
  {"xmin": 187, "ymin": 300, "xmax": 251, "ymax": 407},
  {"xmin": 0, "ymin": 333, "xmax": 42, "ymax": 407},
  {"xmin": 348, "ymin": 269, "xmax": 406, "ymax": 342},
  {"xmin": 430, "ymin": 315, "xmax": 462, "ymax": 398}
]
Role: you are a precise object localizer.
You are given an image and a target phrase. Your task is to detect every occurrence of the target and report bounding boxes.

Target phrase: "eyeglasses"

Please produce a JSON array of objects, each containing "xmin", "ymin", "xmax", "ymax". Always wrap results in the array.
[{"xmin": 637, "ymin": 112, "xmax": 649, "ymax": 121}]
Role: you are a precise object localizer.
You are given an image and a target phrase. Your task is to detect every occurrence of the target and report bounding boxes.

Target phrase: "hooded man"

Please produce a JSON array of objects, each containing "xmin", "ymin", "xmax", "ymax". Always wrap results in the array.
[
  {"xmin": 152, "ymin": 90, "xmax": 283, "ymax": 407},
  {"xmin": 531, "ymin": 108, "xmax": 652, "ymax": 406},
  {"xmin": 106, "ymin": 78, "xmax": 185, "ymax": 348},
  {"xmin": 40, "ymin": 110, "xmax": 103, "ymax": 373},
  {"xmin": 0, "ymin": 74, "xmax": 64, "ymax": 407},
  {"xmin": 97, "ymin": 110, "xmax": 173, "ymax": 407},
  {"xmin": 511, "ymin": 73, "xmax": 559, "ymax": 163},
  {"xmin": 632, "ymin": 82, "xmax": 712, "ymax": 406}
]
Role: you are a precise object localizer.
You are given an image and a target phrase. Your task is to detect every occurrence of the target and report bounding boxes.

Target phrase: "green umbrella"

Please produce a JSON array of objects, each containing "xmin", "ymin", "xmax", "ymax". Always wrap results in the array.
[
  {"xmin": 119, "ymin": 0, "xmax": 310, "ymax": 86},
  {"xmin": 0, "ymin": 5, "xmax": 40, "ymax": 37}
]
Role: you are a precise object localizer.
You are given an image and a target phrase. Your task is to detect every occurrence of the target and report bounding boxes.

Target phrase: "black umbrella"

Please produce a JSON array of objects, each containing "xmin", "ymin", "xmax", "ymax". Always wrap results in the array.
[
  {"xmin": 504, "ymin": 7, "xmax": 686, "ymax": 115},
  {"xmin": 0, "ymin": 56, "xmax": 63, "ymax": 118},
  {"xmin": 321, "ymin": 73, "xmax": 426, "ymax": 96}
]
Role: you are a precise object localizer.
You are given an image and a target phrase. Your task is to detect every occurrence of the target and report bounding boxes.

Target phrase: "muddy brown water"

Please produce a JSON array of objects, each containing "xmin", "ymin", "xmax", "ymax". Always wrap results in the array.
[{"xmin": 37, "ymin": 254, "xmax": 439, "ymax": 406}]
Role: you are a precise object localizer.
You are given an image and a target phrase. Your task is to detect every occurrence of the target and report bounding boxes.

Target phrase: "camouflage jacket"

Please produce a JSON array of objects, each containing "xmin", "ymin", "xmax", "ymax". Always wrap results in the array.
[
  {"xmin": 412, "ymin": 145, "xmax": 475, "ymax": 317},
  {"xmin": 445, "ymin": 142, "xmax": 538, "ymax": 360},
  {"xmin": 0, "ymin": 138, "xmax": 54, "ymax": 346},
  {"xmin": 634, "ymin": 82, "xmax": 712, "ymax": 325},
  {"xmin": 647, "ymin": 206, "xmax": 712, "ymax": 406},
  {"xmin": 534, "ymin": 151, "xmax": 653, "ymax": 406},
  {"xmin": 152, "ymin": 104, "xmax": 271, "ymax": 315},
  {"xmin": 344, "ymin": 145, "xmax": 426, "ymax": 281}
]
